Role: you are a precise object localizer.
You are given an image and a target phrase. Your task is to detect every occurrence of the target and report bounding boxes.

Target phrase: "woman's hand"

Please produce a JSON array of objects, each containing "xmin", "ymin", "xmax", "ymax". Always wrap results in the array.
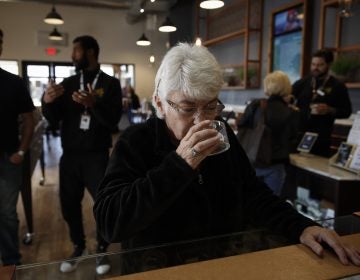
[
  {"xmin": 176, "ymin": 120, "xmax": 221, "ymax": 169},
  {"xmin": 300, "ymin": 226, "xmax": 360, "ymax": 265}
]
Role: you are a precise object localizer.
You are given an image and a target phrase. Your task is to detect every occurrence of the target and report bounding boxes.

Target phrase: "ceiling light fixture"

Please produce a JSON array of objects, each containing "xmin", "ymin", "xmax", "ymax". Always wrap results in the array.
[
  {"xmin": 195, "ymin": 37, "xmax": 202, "ymax": 46},
  {"xmin": 136, "ymin": 33, "xmax": 151, "ymax": 46},
  {"xmin": 44, "ymin": 6, "xmax": 64, "ymax": 25},
  {"xmin": 158, "ymin": 17, "xmax": 177, "ymax": 32},
  {"xmin": 199, "ymin": 0, "xmax": 224, "ymax": 9},
  {"xmin": 149, "ymin": 55, "xmax": 155, "ymax": 63},
  {"xmin": 48, "ymin": 27, "xmax": 63, "ymax": 41}
]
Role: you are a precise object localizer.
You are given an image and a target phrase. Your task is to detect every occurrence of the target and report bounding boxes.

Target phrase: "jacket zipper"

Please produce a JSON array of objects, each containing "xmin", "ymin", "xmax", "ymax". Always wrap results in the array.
[{"xmin": 198, "ymin": 173, "xmax": 204, "ymax": 184}]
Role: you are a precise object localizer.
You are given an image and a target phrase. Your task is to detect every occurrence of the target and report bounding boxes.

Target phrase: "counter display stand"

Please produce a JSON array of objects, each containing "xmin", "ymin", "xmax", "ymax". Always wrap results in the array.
[{"xmin": 289, "ymin": 153, "xmax": 360, "ymax": 216}]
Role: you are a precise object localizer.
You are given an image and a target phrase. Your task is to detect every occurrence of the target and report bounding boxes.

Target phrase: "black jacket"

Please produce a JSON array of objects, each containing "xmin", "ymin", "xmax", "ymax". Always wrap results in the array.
[
  {"xmin": 238, "ymin": 96, "xmax": 299, "ymax": 164},
  {"xmin": 94, "ymin": 117, "xmax": 316, "ymax": 249},
  {"xmin": 42, "ymin": 68, "xmax": 122, "ymax": 153}
]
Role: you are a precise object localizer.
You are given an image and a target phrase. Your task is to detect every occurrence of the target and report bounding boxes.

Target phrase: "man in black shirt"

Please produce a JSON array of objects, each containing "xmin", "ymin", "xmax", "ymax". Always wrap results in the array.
[
  {"xmin": 42, "ymin": 35, "xmax": 122, "ymax": 275},
  {"xmin": 292, "ymin": 49, "xmax": 352, "ymax": 157},
  {"xmin": 0, "ymin": 29, "xmax": 35, "ymax": 266}
]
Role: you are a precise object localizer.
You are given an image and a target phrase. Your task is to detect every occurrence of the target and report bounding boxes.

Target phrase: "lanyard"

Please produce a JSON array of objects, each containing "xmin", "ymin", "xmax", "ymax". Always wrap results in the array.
[
  {"xmin": 80, "ymin": 69, "xmax": 101, "ymax": 91},
  {"xmin": 311, "ymin": 75, "xmax": 329, "ymax": 97}
]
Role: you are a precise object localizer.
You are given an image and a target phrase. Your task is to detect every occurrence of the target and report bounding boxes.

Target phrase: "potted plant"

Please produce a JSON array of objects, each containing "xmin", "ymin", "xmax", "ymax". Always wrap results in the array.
[
  {"xmin": 238, "ymin": 66, "xmax": 257, "ymax": 87},
  {"xmin": 331, "ymin": 55, "xmax": 360, "ymax": 82}
]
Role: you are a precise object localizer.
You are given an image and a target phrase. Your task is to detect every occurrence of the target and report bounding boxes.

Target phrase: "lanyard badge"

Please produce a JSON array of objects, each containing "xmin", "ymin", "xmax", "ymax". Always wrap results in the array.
[
  {"xmin": 78, "ymin": 70, "xmax": 101, "ymax": 131},
  {"xmin": 80, "ymin": 110, "xmax": 91, "ymax": 130}
]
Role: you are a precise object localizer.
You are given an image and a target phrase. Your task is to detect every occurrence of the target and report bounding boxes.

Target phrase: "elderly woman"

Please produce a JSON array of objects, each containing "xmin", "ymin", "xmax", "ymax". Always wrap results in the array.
[
  {"xmin": 94, "ymin": 43, "xmax": 360, "ymax": 270},
  {"xmin": 238, "ymin": 71, "xmax": 299, "ymax": 196}
]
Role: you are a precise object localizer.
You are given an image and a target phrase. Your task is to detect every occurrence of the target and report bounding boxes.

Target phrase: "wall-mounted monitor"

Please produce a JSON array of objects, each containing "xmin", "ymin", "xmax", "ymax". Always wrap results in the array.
[{"xmin": 268, "ymin": 1, "xmax": 312, "ymax": 83}]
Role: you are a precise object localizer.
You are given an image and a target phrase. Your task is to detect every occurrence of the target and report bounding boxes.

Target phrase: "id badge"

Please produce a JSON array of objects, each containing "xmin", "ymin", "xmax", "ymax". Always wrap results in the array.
[
  {"xmin": 317, "ymin": 89, "xmax": 325, "ymax": 96},
  {"xmin": 80, "ymin": 113, "xmax": 91, "ymax": 130}
]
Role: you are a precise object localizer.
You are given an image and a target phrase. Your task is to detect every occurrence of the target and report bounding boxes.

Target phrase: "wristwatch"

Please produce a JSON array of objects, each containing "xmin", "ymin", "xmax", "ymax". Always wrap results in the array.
[{"xmin": 17, "ymin": 150, "xmax": 25, "ymax": 157}]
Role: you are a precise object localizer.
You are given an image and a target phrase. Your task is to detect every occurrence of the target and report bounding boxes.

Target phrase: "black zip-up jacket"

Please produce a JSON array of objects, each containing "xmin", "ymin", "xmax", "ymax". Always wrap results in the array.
[
  {"xmin": 94, "ymin": 117, "xmax": 317, "ymax": 249},
  {"xmin": 42, "ymin": 68, "xmax": 122, "ymax": 153}
]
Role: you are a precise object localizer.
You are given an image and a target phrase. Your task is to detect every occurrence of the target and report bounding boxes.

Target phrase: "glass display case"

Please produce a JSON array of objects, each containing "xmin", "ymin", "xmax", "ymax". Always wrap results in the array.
[{"xmin": 6, "ymin": 215, "xmax": 360, "ymax": 280}]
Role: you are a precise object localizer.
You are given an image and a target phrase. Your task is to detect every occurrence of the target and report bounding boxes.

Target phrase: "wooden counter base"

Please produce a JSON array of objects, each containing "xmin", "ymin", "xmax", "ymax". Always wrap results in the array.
[{"xmin": 111, "ymin": 234, "xmax": 360, "ymax": 280}]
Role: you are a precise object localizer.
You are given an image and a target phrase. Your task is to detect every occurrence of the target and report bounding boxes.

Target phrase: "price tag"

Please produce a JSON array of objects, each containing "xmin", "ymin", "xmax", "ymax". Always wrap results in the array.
[{"xmin": 317, "ymin": 89, "xmax": 325, "ymax": 96}]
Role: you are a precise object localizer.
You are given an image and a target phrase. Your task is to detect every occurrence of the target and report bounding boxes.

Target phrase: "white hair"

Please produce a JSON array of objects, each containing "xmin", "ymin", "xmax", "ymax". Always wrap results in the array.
[{"xmin": 152, "ymin": 43, "xmax": 224, "ymax": 118}]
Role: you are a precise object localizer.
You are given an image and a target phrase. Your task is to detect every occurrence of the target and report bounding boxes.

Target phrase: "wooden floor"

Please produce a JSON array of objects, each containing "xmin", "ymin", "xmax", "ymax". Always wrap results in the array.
[{"xmin": 15, "ymin": 135, "xmax": 121, "ymax": 278}]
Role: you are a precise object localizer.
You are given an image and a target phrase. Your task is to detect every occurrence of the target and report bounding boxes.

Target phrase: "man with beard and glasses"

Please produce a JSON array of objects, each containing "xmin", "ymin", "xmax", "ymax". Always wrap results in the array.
[
  {"xmin": 292, "ymin": 49, "xmax": 352, "ymax": 157},
  {"xmin": 41, "ymin": 35, "xmax": 122, "ymax": 275}
]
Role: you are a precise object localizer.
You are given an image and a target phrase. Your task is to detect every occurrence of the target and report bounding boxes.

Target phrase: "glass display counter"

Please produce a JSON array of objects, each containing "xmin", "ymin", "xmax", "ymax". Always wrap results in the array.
[{"xmin": 7, "ymin": 215, "xmax": 360, "ymax": 279}]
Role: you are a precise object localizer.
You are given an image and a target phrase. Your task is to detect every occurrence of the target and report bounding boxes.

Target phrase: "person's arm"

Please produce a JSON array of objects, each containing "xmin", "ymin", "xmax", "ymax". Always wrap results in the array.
[
  {"xmin": 9, "ymin": 111, "xmax": 34, "ymax": 164},
  {"xmin": 332, "ymin": 82, "xmax": 352, "ymax": 118},
  {"xmin": 291, "ymin": 78, "xmax": 305, "ymax": 100},
  {"xmin": 300, "ymin": 226, "xmax": 360, "ymax": 266},
  {"xmin": 41, "ymin": 80, "xmax": 65, "ymax": 125}
]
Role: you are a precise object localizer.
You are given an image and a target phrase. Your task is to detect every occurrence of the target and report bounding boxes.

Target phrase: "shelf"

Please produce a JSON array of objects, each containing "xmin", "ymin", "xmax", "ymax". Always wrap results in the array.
[
  {"xmin": 203, "ymin": 29, "xmax": 246, "ymax": 46},
  {"xmin": 346, "ymin": 83, "xmax": 360, "ymax": 89},
  {"xmin": 222, "ymin": 86, "xmax": 245, "ymax": 90},
  {"xmin": 197, "ymin": 0, "xmax": 263, "ymax": 89}
]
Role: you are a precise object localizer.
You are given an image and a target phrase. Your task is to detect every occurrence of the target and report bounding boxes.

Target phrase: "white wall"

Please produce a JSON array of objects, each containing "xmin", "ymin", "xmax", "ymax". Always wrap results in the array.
[{"xmin": 0, "ymin": 2, "xmax": 169, "ymax": 99}]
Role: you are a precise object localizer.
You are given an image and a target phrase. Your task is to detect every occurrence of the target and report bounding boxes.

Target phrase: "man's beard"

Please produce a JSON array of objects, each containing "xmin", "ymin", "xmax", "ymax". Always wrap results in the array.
[
  {"xmin": 74, "ymin": 55, "xmax": 89, "ymax": 72},
  {"xmin": 311, "ymin": 68, "xmax": 328, "ymax": 79}
]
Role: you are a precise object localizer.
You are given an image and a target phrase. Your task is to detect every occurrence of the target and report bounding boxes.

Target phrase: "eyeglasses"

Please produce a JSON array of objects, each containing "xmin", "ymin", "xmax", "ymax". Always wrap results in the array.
[{"xmin": 166, "ymin": 99, "xmax": 225, "ymax": 118}]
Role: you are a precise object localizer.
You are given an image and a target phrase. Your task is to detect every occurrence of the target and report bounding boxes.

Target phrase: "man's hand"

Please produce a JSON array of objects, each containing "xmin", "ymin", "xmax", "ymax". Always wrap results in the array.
[
  {"xmin": 72, "ymin": 83, "xmax": 96, "ymax": 108},
  {"xmin": 300, "ymin": 226, "xmax": 360, "ymax": 266},
  {"xmin": 313, "ymin": 103, "xmax": 336, "ymax": 115},
  {"xmin": 43, "ymin": 80, "xmax": 64, "ymax": 103},
  {"xmin": 9, "ymin": 152, "xmax": 24, "ymax": 164}
]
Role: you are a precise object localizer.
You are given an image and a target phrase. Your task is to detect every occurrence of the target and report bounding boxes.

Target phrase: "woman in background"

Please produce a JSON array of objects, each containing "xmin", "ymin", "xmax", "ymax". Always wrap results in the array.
[{"xmin": 238, "ymin": 71, "xmax": 299, "ymax": 196}]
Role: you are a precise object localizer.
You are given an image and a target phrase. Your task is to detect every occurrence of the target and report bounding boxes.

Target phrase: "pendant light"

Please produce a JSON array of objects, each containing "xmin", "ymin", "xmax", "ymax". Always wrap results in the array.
[
  {"xmin": 44, "ymin": 6, "xmax": 64, "ymax": 25},
  {"xmin": 149, "ymin": 55, "xmax": 155, "ymax": 63},
  {"xmin": 199, "ymin": 0, "xmax": 224, "ymax": 10},
  {"xmin": 158, "ymin": 17, "xmax": 177, "ymax": 32},
  {"xmin": 48, "ymin": 27, "xmax": 63, "ymax": 41},
  {"xmin": 136, "ymin": 33, "xmax": 151, "ymax": 46},
  {"xmin": 195, "ymin": 37, "xmax": 202, "ymax": 46}
]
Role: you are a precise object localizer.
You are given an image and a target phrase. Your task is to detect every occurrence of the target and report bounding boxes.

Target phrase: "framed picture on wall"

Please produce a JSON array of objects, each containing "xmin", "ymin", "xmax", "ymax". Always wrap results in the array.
[{"xmin": 268, "ymin": 1, "xmax": 312, "ymax": 83}]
